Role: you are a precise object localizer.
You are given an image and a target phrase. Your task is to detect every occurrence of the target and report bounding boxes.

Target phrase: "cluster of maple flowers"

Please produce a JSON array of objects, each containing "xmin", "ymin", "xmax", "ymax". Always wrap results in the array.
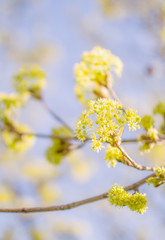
[
  {"xmin": 74, "ymin": 46, "xmax": 123, "ymax": 105},
  {"xmin": 75, "ymin": 98, "xmax": 141, "ymax": 167}
]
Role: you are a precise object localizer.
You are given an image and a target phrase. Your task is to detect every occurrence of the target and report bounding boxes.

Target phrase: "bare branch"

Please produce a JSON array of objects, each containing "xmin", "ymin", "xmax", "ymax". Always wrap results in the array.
[
  {"xmin": 21, "ymin": 132, "xmax": 76, "ymax": 141},
  {"xmin": 106, "ymin": 74, "xmax": 122, "ymax": 104},
  {"xmin": 40, "ymin": 98, "xmax": 73, "ymax": 132},
  {"xmin": 0, "ymin": 173, "xmax": 155, "ymax": 214},
  {"xmin": 122, "ymin": 138, "xmax": 138, "ymax": 143},
  {"xmin": 116, "ymin": 143, "xmax": 154, "ymax": 171}
]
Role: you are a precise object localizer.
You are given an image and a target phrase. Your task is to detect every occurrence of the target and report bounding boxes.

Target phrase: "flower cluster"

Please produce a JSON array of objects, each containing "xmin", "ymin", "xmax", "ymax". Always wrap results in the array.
[
  {"xmin": 105, "ymin": 144, "xmax": 124, "ymax": 167},
  {"xmin": 139, "ymin": 102, "xmax": 165, "ymax": 151},
  {"xmin": 75, "ymin": 98, "xmax": 140, "ymax": 166},
  {"xmin": 0, "ymin": 93, "xmax": 32, "ymax": 152},
  {"xmin": 108, "ymin": 184, "xmax": 148, "ymax": 214},
  {"xmin": 75, "ymin": 98, "xmax": 140, "ymax": 143},
  {"xmin": 139, "ymin": 115, "xmax": 159, "ymax": 151},
  {"xmin": 154, "ymin": 102, "xmax": 165, "ymax": 116},
  {"xmin": 13, "ymin": 65, "xmax": 46, "ymax": 99},
  {"xmin": 74, "ymin": 46, "xmax": 123, "ymax": 105},
  {"xmin": 154, "ymin": 102, "xmax": 165, "ymax": 134},
  {"xmin": 46, "ymin": 127, "xmax": 72, "ymax": 165},
  {"xmin": 126, "ymin": 109, "xmax": 142, "ymax": 131},
  {"xmin": 2, "ymin": 122, "xmax": 34, "ymax": 152},
  {"xmin": 147, "ymin": 167, "xmax": 165, "ymax": 187},
  {"xmin": 0, "ymin": 93, "xmax": 26, "ymax": 120}
]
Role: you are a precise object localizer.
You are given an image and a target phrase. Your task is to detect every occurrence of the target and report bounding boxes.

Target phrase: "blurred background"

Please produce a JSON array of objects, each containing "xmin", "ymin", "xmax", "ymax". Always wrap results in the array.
[{"xmin": 0, "ymin": 0, "xmax": 165, "ymax": 239}]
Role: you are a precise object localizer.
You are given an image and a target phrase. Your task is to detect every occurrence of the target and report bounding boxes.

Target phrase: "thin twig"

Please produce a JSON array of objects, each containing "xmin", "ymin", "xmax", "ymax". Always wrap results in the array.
[
  {"xmin": 122, "ymin": 138, "xmax": 138, "ymax": 143},
  {"xmin": 41, "ymin": 98, "xmax": 73, "ymax": 132},
  {"xmin": 19, "ymin": 133, "xmax": 140, "ymax": 144},
  {"xmin": 116, "ymin": 143, "xmax": 154, "ymax": 171},
  {"xmin": 107, "ymin": 84, "xmax": 122, "ymax": 104},
  {"xmin": 69, "ymin": 142, "xmax": 87, "ymax": 151},
  {"xmin": 0, "ymin": 173, "xmax": 155, "ymax": 214},
  {"xmin": 106, "ymin": 74, "xmax": 122, "ymax": 104},
  {"xmin": 18, "ymin": 132, "xmax": 139, "ymax": 144},
  {"xmin": 22, "ymin": 132, "xmax": 76, "ymax": 141}
]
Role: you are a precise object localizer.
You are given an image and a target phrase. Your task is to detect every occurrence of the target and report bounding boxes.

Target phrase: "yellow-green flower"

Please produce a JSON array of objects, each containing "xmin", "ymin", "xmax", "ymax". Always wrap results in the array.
[
  {"xmin": 74, "ymin": 46, "xmax": 123, "ymax": 105},
  {"xmin": 2, "ymin": 123, "xmax": 34, "ymax": 152},
  {"xmin": 13, "ymin": 65, "xmax": 46, "ymax": 99},
  {"xmin": 0, "ymin": 92, "xmax": 26, "ymax": 119},
  {"xmin": 108, "ymin": 184, "xmax": 148, "ymax": 214},
  {"xmin": 46, "ymin": 126, "xmax": 72, "ymax": 165},
  {"xmin": 75, "ymin": 98, "xmax": 141, "ymax": 153},
  {"xmin": 105, "ymin": 144, "xmax": 124, "ymax": 167}
]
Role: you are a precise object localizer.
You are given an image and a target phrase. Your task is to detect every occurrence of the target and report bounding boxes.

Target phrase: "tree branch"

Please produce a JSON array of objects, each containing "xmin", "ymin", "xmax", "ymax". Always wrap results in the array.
[
  {"xmin": 22, "ymin": 132, "xmax": 76, "ymax": 141},
  {"xmin": 40, "ymin": 98, "xmax": 73, "ymax": 132},
  {"xmin": 0, "ymin": 173, "xmax": 155, "ymax": 214},
  {"xmin": 116, "ymin": 143, "xmax": 154, "ymax": 171}
]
